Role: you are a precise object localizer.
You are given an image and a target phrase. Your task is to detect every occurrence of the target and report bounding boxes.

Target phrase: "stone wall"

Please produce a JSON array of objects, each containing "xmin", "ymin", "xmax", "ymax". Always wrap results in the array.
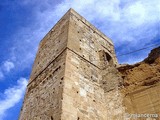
[
  {"xmin": 61, "ymin": 49, "xmax": 107, "ymax": 120},
  {"xmin": 29, "ymin": 12, "xmax": 69, "ymax": 82},
  {"xmin": 100, "ymin": 66, "xmax": 125, "ymax": 119},
  {"xmin": 59, "ymin": 9, "xmax": 121, "ymax": 120},
  {"xmin": 19, "ymin": 50, "xmax": 67, "ymax": 120},
  {"xmin": 67, "ymin": 9, "xmax": 118, "ymax": 68}
]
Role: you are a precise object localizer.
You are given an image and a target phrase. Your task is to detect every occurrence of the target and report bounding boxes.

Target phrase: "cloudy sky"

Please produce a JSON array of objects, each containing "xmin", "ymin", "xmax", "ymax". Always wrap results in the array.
[{"xmin": 0, "ymin": 0, "xmax": 159, "ymax": 119}]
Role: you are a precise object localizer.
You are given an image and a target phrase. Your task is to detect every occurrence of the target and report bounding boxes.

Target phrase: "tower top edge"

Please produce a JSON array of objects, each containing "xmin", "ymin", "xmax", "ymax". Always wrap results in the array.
[
  {"xmin": 65, "ymin": 8, "xmax": 114, "ymax": 45},
  {"xmin": 39, "ymin": 8, "xmax": 114, "ymax": 46}
]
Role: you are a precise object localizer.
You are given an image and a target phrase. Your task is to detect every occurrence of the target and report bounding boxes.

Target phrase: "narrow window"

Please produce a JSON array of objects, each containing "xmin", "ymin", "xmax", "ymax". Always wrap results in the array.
[
  {"xmin": 104, "ymin": 52, "xmax": 113, "ymax": 65},
  {"xmin": 98, "ymin": 50, "xmax": 113, "ymax": 66}
]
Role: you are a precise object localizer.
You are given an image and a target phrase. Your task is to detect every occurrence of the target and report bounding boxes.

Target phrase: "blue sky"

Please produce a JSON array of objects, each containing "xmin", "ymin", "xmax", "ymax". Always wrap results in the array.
[{"xmin": 0, "ymin": 0, "xmax": 159, "ymax": 119}]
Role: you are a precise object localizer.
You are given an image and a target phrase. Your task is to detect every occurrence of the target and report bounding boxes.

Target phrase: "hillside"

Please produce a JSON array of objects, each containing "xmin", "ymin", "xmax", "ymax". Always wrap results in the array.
[{"xmin": 118, "ymin": 46, "xmax": 160, "ymax": 115}]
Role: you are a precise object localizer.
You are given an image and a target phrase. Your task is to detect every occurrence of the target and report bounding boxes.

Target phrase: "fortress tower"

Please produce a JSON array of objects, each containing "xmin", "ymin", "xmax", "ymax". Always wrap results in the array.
[
  {"xmin": 19, "ymin": 9, "xmax": 123, "ymax": 120},
  {"xmin": 19, "ymin": 8, "xmax": 160, "ymax": 120}
]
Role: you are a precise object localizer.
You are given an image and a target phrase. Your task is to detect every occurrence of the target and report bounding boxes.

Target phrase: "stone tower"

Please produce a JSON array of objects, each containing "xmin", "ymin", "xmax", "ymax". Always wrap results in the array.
[{"xmin": 19, "ymin": 8, "xmax": 121, "ymax": 120}]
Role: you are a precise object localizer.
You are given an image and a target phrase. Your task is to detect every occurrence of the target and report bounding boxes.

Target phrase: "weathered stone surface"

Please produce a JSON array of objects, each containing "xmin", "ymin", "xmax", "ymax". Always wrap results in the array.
[
  {"xmin": 19, "ymin": 8, "xmax": 119, "ymax": 120},
  {"xmin": 118, "ymin": 46, "xmax": 160, "ymax": 118},
  {"xmin": 19, "ymin": 8, "xmax": 160, "ymax": 120},
  {"xmin": 19, "ymin": 50, "xmax": 66, "ymax": 120},
  {"xmin": 29, "ymin": 12, "xmax": 69, "ymax": 82}
]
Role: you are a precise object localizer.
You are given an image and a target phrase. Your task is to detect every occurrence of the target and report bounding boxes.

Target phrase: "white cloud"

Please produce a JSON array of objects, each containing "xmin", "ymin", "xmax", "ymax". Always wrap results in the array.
[
  {"xmin": 3, "ymin": 61, "xmax": 15, "ymax": 72},
  {"xmin": 6, "ymin": 0, "xmax": 160, "ymax": 69},
  {"xmin": 124, "ymin": 1, "xmax": 146, "ymax": 26},
  {"xmin": 45, "ymin": 0, "xmax": 160, "ymax": 63},
  {"xmin": 0, "ymin": 78, "xmax": 27, "ymax": 120},
  {"xmin": 0, "ymin": 61, "xmax": 14, "ymax": 80},
  {"xmin": 122, "ymin": 0, "xmax": 160, "ymax": 27}
]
